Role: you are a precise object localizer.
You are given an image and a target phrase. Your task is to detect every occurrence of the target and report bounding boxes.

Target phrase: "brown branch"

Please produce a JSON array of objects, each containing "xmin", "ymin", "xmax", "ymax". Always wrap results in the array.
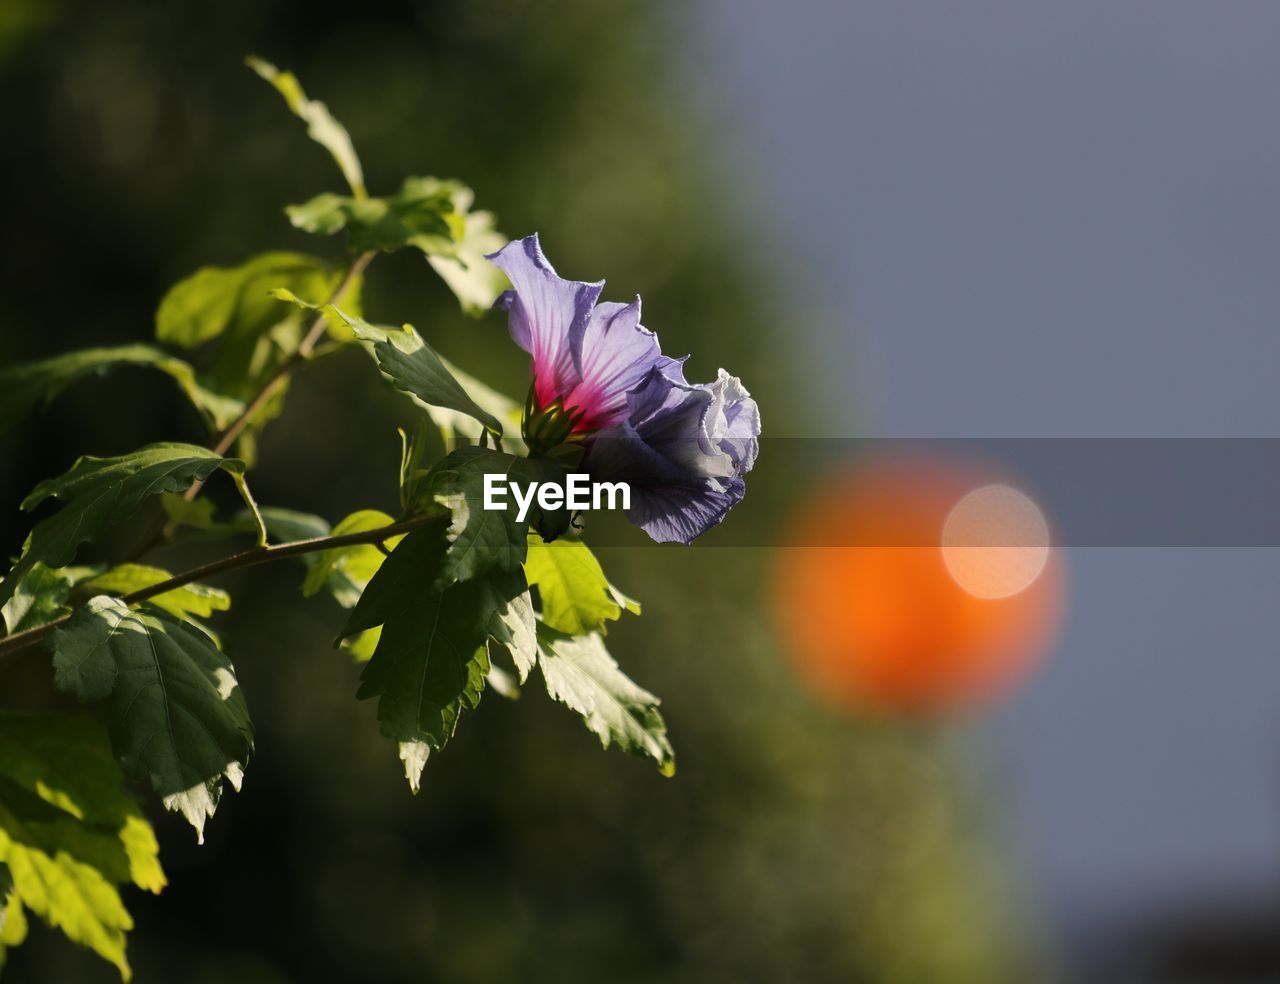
[{"xmin": 0, "ymin": 512, "xmax": 434, "ymax": 661}]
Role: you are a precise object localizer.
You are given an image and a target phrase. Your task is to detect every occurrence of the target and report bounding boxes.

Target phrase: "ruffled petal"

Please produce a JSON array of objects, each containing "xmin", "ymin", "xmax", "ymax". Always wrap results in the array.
[{"xmin": 488, "ymin": 234, "xmax": 601, "ymax": 407}]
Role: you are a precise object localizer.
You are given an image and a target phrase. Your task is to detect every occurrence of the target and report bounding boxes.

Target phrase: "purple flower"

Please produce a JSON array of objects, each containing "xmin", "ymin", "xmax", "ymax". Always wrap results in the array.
[{"xmin": 488, "ymin": 234, "xmax": 760, "ymax": 544}]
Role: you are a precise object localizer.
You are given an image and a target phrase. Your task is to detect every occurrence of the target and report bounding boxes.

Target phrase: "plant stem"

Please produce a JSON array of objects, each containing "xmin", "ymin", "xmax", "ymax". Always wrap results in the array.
[
  {"xmin": 0, "ymin": 513, "xmax": 434, "ymax": 661},
  {"xmin": 204, "ymin": 249, "xmax": 375, "ymax": 460},
  {"xmin": 133, "ymin": 248, "xmax": 376, "ymax": 552}
]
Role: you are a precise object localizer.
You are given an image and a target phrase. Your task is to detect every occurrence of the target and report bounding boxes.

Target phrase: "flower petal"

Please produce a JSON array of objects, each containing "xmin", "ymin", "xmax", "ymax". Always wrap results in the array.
[
  {"xmin": 565, "ymin": 298, "xmax": 666, "ymax": 430},
  {"xmin": 488, "ymin": 234, "xmax": 602, "ymax": 407}
]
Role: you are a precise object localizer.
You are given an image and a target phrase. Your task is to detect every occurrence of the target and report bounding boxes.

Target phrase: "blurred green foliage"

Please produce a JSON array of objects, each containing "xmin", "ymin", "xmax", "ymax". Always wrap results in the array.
[{"xmin": 0, "ymin": 1, "xmax": 1043, "ymax": 981}]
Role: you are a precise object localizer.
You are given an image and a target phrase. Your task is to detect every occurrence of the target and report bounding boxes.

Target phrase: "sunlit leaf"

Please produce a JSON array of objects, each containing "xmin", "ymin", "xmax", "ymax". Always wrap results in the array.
[
  {"xmin": 427, "ymin": 201, "xmax": 509, "ymax": 315},
  {"xmin": 246, "ymin": 56, "xmax": 366, "ymax": 198},
  {"xmin": 537, "ymin": 627, "xmax": 673, "ymax": 775},
  {"xmin": 0, "ymin": 711, "xmax": 167, "ymax": 979},
  {"xmin": 301, "ymin": 509, "xmax": 399, "ymax": 608},
  {"xmin": 0, "ymin": 443, "xmax": 249, "ymax": 610},
  {"xmin": 285, "ymin": 176, "xmax": 462, "ymax": 257},
  {"xmin": 524, "ymin": 538, "xmax": 638, "ymax": 636},
  {"xmin": 47, "ymin": 597, "xmax": 254, "ymax": 843},
  {"xmin": 1, "ymin": 563, "xmax": 97, "ymax": 635},
  {"xmin": 0, "ymin": 344, "xmax": 244, "ymax": 433},
  {"xmin": 81, "ymin": 564, "xmax": 231, "ymax": 620}
]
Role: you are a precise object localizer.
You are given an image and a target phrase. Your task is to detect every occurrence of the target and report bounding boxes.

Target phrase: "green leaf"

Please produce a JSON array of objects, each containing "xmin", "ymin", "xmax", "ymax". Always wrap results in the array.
[
  {"xmin": 284, "ymin": 175, "xmax": 506, "ymax": 315},
  {"xmin": 81, "ymin": 564, "xmax": 231, "ymax": 619},
  {"xmin": 426, "ymin": 201, "xmax": 509, "ymax": 315},
  {"xmin": 0, "ymin": 443, "xmax": 248, "ymax": 610},
  {"xmin": 0, "ymin": 711, "xmax": 167, "ymax": 979},
  {"xmin": 256, "ymin": 506, "xmax": 331, "ymax": 543},
  {"xmin": 342, "ymin": 522, "xmax": 522, "ymax": 787},
  {"xmin": 285, "ymin": 176, "xmax": 462, "ymax": 257},
  {"xmin": 483, "ymin": 570, "xmax": 537, "ymax": 683},
  {"xmin": 156, "ymin": 251, "xmax": 359, "ymax": 460},
  {"xmin": 0, "ymin": 343, "xmax": 244, "ymax": 433},
  {"xmin": 424, "ymin": 358, "xmax": 525, "ymax": 453},
  {"xmin": 246, "ymin": 56, "xmax": 366, "ymax": 198},
  {"xmin": 537, "ymin": 628, "xmax": 674, "ymax": 775},
  {"xmin": 524, "ymin": 538, "xmax": 639, "ymax": 636},
  {"xmin": 159, "ymin": 493, "xmax": 222, "ymax": 534},
  {"xmin": 428, "ymin": 446, "xmax": 531, "ymax": 587},
  {"xmin": 0, "ymin": 862, "xmax": 11, "ymax": 932},
  {"xmin": 47, "ymin": 597, "xmax": 254, "ymax": 843},
  {"xmin": 307, "ymin": 300, "xmax": 504, "ymax": 436},
  {"xmin": 301, "ymin": 509, "xmax": 399, "ymax": 608},
  {"xmin": 0, "ymin": 878, "xmax": 26, "ymax": 972},
  {"xmin": 1, "ymin": 563, "xmax": 97, "ymax": 635}
]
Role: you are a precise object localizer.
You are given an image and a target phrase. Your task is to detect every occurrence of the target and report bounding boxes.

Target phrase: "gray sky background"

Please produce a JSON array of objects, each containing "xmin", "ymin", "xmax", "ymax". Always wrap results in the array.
[{"xmin": 686, "ymin": 0, "xmax": 1280, "ymax": 951}]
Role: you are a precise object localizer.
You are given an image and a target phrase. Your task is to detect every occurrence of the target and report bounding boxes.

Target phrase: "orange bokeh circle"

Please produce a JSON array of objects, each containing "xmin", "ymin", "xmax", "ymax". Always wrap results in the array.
[{"xmin": 772, "ymin": 455, "xmax": 1065, "ymax": 715}]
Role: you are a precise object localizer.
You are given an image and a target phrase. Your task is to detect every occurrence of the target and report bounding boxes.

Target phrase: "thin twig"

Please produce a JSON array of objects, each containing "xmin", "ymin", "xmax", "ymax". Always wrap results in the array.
[
  {"xmin": 0, "ymin": 513, "xmax": 434, "ymax": 661},
  {"xmin": 202, "ymin": 249, "xmax": 376, "ymax": 464},
  {"xmin": 131, "ymin": 249, "xmax": 376, "ymax": 555}
]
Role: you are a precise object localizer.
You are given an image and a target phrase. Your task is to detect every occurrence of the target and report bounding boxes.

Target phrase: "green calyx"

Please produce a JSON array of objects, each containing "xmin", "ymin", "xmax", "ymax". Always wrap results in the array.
[{"xmin": 522, "ymin": 383, "xmax": 587, "ymax": 455}]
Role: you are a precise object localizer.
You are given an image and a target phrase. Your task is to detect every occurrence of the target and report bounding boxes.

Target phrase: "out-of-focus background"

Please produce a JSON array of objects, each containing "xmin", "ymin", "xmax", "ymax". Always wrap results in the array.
[{"xmin": 1, "ymin": 1, "xmax": 1278, "ymax": 981}]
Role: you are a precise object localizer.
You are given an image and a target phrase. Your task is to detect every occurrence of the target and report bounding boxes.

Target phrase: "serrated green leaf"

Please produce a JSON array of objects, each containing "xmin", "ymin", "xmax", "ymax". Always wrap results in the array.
[
  {"xmin": 301, "ymin": 509, "xmax": 399, "ymax": 608},
  {"xmin": 0, "ymin": 344, "xmax": 244, "ymax": 433},
  {"xmin": 81, "ymin": 564, "xmax": 230, "ymax": 619},
  {"xmin": 313, "ymin": 301, "xmax": 504, "ymax": 437},
  {"xmin": 246, "ymin": 56, "xmax": 365, "ymax": 198},
  {"xmin": 525, "ymin": 538, "xmax": 640, "ymax": 635},
  {"xmin": 537, "ymin": 628, "xmax": 673, "ymax": 775},
  {"xmin": 0, "ymin": 443, "xmax": 247, "ymax": 610},
  {"xmin": 428, "ymin": 446, "xmax": 530, "ymax": 587},
  {"xmin": 427, "ymin": 357, "xmax": 526, "ymax": 453},
  {"xmin": 0, "ymin": 711, "xmax": 167, "ymax": 979},
  {"xmin": 1, "ymin": 563, "xmax": 98, "ymax": 635},
  {"xmin": 47, "ymin": 597, "xmax": 254, "ymax": 843},
  {"xmin": 342, "ymin": 523, "xmax": 521, "ymax": 783},
  {"xmin": 0, "ymin": 713, "xmax": 165, "ymax": 895},
  {"xmin": 482, "ymin": 569, "xmax": 537, "ymax": 683}
]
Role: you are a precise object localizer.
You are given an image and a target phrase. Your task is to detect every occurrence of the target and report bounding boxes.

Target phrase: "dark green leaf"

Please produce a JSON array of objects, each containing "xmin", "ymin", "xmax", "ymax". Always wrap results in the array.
[
  {"xmin": 342, "ymin": 522, "xmax": 522, "ymax": 791},
  {"xmin": 0, "ymin": 443, "xmax": 250, "ymax": 609},
  {"xmin": 537, "ymin": 627, "xmax": 674, "ymax": 775},
  {"xmin": 428, "ymin": 446, "xmax": 531, "ymax": 587},
  {"xmin": 47, "ymin": 597, "xmax": 254, "ymax": 842},
  {"xmin": 0, "ymin": 344, "xmax": 244, "ymax": 433},
  {"xmin": 293, "ymin": 299, "xmax": 504, "ymax": 436},
  {"xmin": 246, "ymin": 57, "xmax": 366, "ymax": 198}
]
